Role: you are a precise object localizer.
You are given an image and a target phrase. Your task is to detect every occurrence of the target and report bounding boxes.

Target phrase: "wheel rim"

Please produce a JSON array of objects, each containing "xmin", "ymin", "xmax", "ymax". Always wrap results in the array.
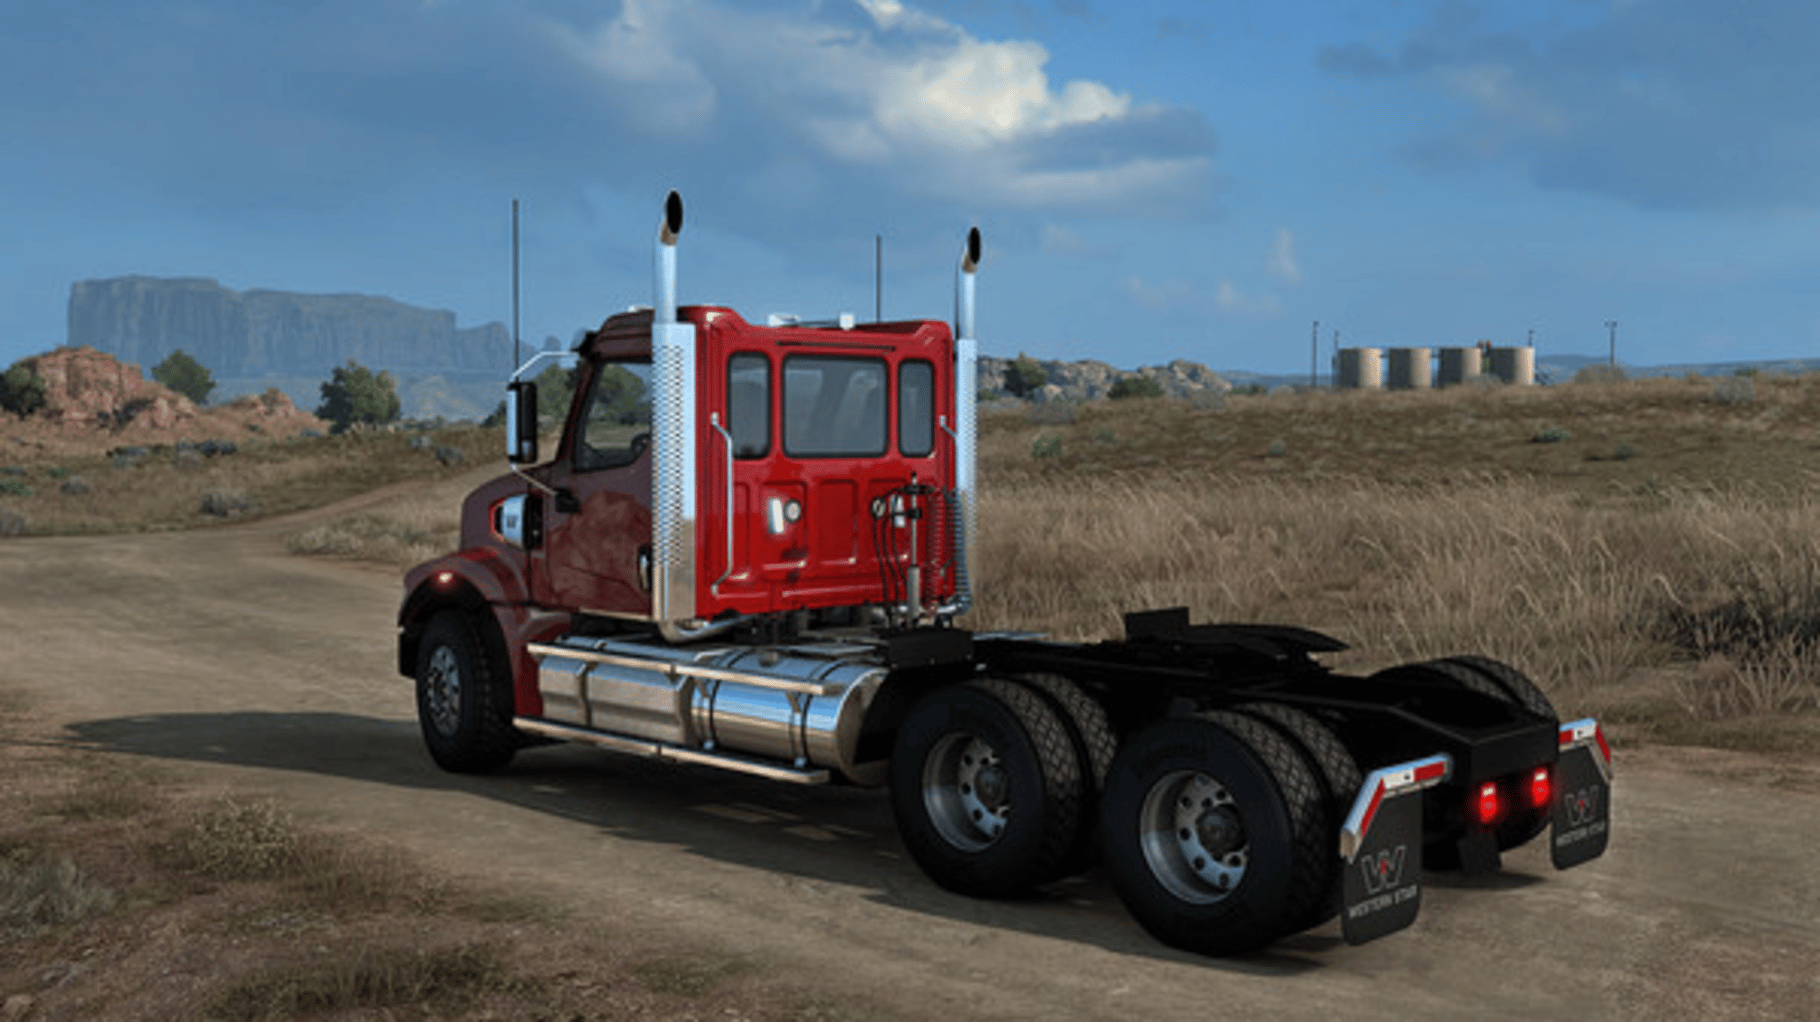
[
  {"xmin": 921, "ymin": 733, "xmax": 1010, "ymax": 851},
  {"xmin": 1139, "ymin": 770, "xmax": 1250, "ymax": 904},
  {"xmin": 425, "ymin": 645, "xmax": 462, "ymax": 737}
]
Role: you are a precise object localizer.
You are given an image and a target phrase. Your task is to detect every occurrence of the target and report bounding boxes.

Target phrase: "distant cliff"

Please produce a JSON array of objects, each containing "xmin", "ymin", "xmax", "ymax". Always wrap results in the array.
[{"xmin": 68, "ymin": 276, "xmax": 513, "ymax": 380}]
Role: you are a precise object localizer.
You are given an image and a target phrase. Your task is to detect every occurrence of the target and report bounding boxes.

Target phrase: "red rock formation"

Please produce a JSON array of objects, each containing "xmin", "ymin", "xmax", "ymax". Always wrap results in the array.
[{"xmin": 11, "ymin": 347, "xmax": 326, "ymax": 437}]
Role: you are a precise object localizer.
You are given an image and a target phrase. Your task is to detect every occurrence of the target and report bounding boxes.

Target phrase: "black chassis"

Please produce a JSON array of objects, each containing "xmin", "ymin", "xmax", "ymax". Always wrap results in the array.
[{"xmin": 966, "ymin": 607, "xmax": 1559, "ymax": 864}]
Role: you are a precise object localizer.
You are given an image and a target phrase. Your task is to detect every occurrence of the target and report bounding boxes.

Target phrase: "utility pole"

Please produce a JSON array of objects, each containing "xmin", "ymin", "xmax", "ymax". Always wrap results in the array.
[
  {"xmin": 876, "ymin": 234, "xmax": 883, "ymax": 323},
  {"xmin": 1311, "ymin": 320, "xmax": 1319, "ymax": 390},
  {"xmin": 1528, "ymin": 328, "xmax": 1535, "ymax": 348},
  {"xmin": 512, "ymin": 198, "xmax": 520, "ymax": 370},
  {"xmin": 1605, "ymin": 320, "xmax": 1617, "ymax": 366}
]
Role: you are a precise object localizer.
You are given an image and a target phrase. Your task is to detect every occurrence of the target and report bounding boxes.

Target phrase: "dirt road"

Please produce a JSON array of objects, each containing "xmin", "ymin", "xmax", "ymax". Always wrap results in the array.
[{"xmin": 2, "ymin": 479, "xmax": 1815, "ymax": 1021}]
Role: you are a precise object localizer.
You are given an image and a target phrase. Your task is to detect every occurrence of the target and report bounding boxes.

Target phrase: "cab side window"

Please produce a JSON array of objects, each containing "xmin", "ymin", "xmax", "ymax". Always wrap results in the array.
[
  {"xmin": 899, "ymin": 360, "xmax": 934, "ymax": 457},
  {"xmin": 728, "ymin": 353, "xmax": 770, "ymax": 459},
  {"xmin": 574, "ymin": 359, "xmax": 653, "ymax": 471}
]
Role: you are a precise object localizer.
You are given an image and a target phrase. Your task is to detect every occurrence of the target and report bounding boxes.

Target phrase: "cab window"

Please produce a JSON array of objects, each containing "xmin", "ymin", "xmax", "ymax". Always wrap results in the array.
[
  {"xmin": 783, "ymin": 356, "xmax": 887, "ymax": 458},
  {"xmin": 574, "ymin": 359, "xmax": 652, "ymax": 471},
  {"xmin": 728, "ymin": 353, "xmax": 770, "ymax": 458},
  {"xmin": 899, "ymin": 360, "xmax": 934, "ymax": 457}
]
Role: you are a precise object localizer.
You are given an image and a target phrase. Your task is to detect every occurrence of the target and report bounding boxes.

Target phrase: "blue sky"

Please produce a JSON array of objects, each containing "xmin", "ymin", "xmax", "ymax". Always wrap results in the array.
[{"xmin": 4, "ymin": 0, "xmax": 1817, "ymax": 377}]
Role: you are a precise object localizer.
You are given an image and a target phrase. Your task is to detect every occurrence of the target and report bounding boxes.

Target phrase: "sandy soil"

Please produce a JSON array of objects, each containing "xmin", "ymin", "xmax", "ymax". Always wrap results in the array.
[{"xmin": 1, "ymin": 469, "xmax": 1815, "ymax": 1021}]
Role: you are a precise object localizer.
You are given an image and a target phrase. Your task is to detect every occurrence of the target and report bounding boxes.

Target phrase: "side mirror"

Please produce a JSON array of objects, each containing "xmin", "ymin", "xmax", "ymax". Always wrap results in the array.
[{"xmin": 506, "ymin": 380, "xmax": 539, "ymax": 463}]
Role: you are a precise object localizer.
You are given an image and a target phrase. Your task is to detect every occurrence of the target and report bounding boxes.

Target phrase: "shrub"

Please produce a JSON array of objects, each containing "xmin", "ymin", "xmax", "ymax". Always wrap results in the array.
[
  {"xmin": 0, "ymin": 478, "xmax": 32, "ymax": 497},
  {"xmin": 199, "ymin": 489, "xmax": 250, "ymax": 517},
  {"xmin": 1030, "ymin": 435, "xmax": 1063, "ymax": 459},
  {"xmin": 59, "ymin": 476, "xmax": 90, "ymax": 495},
  {"xmin": 1231, "ymin": 383, "xmax": 1267, "ymax": 396},
  {"xmin": 1712, "ymin": 376, "xmax": 1755, "ymax": 405},
  {"xmin": 1613, "ymin": 441, "xmax": 1637, "ymax": 461},
  {"xmin": 434, "ymin": 445, "xmax": 465, "ymax": 467},
  {"xmin": 1004, "ymin": 353, "xmax": 1048, "ymax": 398},
  {"xmin": 1533, "ymin": 425, "xmax": 1572, "ymax": 443},
  {"xmin": 0, "ymin": 363, "xmax": 46, "ymax": 417},
  {"xmin": 1109, "ymin": 376, "xmax": 1164, "ymax": 400},
  {"xmin": 316, "ymin": 361, "xmax": 402, "ymax": 432},
  {"xmin": 151, "ymin": 348, "xmax": 216, "ymax": 404},
  {"xmin": 181, "ymin": 795, "xmax": 297, "ymax": 880},
  {"xmin": 0, "ymin": 508, "xmax": 23, "ymax": 536},
  {"xmin": 1265, "ymin": 437, "xmax": 1288, "ymax": 458}
]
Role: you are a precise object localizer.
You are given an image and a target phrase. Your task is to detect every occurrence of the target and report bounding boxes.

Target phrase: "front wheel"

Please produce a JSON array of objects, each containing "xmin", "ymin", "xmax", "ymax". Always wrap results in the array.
[
  {"xmin": 415, "ymin": 610, "xmax": 519, "ymax": 774},
  {"xmin": 889, "ymin": 680, "xmax": 1083, "ymax": 898},
  {"xmin": 1099, "ymin": 711, "xmax": 1328, "ymax": 956}
]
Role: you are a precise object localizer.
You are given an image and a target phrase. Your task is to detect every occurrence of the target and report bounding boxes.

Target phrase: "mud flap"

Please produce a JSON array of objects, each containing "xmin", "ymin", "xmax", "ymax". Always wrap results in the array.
[
  {"xmin": 1552, "ymin": 718, "xmax": 1613, "ymax": 870},
  {"xmin": 1338, "ymin": 754, "xmax": 1451, "ymax": 945}
]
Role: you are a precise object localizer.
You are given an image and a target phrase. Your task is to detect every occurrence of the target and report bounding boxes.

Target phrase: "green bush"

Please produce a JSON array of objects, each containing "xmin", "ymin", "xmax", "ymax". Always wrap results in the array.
[
  {"xmin": 1265, "ymin": 437, "xmax": 1288, "ymax": 458},
  {"xmin": 151, "ymin": 348, "xmax": 215, "ymax": 404},
  {"xmin": 1004, "ymin": 353, "xmax": 1048, "ymax": 398},
  {"xmin": 0, "ymin": 479, "xmax": 32, "ymax": 497},
  {"xmin": 1109, "ymin": 376, "xmax": 1164, "ymax": 400},
  {"xmin": 316, "ymin": 360, "xmax": 401, "ymax": 432},
  {"xmin": 1030, "ymin": 435, "xmax": 1063, "ymax": 459},
  {"xmin": 1533, "ymin": 425, "xmax": 1572, "ymax": 443},
  {"xmin": 0, "ymin": 363, "xmax": 46, "ymax": 417}
]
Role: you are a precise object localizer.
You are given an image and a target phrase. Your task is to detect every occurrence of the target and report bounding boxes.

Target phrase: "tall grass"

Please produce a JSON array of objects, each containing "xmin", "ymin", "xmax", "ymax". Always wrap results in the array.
[{"xmin": 971, "ymin": 472, "xmax": 1820, "ymax": 716}]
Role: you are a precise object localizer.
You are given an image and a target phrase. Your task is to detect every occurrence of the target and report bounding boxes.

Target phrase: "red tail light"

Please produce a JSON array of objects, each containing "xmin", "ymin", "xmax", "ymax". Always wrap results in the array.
[
  {"xmin": 1529, "ymin": 767, "xmax": 1551, "ymax": 809},
  {"xmin": 1476, "ymin": 782, "xmax": 1501, "ymax": 826}
]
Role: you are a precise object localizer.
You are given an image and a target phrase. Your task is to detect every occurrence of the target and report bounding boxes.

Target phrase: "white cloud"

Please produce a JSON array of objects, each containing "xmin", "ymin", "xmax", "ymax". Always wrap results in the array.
[
  {"xmin": 1266, "ymin": 228, "xmax": 1301, "ymax": 285},
  {"xmin": 536, "ymin": 0, "xmax": 1207, "ymax": 212}
]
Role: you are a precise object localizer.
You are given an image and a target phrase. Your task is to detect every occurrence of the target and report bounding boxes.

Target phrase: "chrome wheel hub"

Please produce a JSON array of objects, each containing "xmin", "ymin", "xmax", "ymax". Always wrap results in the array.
[
  {"xmin": 1139, "ymin": 770, "xmax": 1250, "ymax": 904},
  {"xmin": 922, "ymin": 734, "xmax": 1011, "ymax": 851}
]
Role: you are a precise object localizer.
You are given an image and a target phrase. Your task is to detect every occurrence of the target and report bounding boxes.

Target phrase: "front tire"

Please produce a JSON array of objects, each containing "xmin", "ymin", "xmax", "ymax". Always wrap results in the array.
[
  {"xmin": 1099, "ymin": 711, "xmax": 1328, "ymax": 956},
  {"xmin": 889, "ymin": 680, "xmax": 1083, "ymax": 898},
  {"xmin": 415, "ymin": 610, "xmax": 519, "ymax": 774}
]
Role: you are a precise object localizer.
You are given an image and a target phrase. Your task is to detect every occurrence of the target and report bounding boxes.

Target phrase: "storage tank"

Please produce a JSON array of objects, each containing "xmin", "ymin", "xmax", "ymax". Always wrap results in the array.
[
  {"xmin": 1386, "ymin": 347, "xmax": 1432, "ymax": 390},
  {"xmin": 1336, "ymin": 347, "xmax": 1383, "ymax": 390},
  {"xmin": 1488, "ymin": 346, "xmax": 1535, "ymax": 386},
  {"xmin": 1436, "ymin": 346, "xmax": 1482, "ymax": 386}
]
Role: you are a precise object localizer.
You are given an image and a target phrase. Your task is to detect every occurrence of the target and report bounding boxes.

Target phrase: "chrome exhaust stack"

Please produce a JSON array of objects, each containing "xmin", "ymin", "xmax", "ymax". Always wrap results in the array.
[
  {"xmin": 650, "ymin": 190, "xmax": 716, "ymax": 638},
  {"xmin": 655, "ymin": 189, "xmax": 683, "ymax": 324},
  {"xmin": 940, "ymin": 227, "xmax": 982, "ymax": 618}
]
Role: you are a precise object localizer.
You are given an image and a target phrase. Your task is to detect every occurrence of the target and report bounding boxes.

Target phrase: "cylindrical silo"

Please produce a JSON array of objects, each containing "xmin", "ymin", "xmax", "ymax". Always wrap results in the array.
[
  {"xmin": 1336, "ymin": 347, "xmax": 1383, "ymax": 390},
  {"xmin": 1488, "ymin": 346, "xmax": 1535, "ymax": 386},
  {"xmin": 1436, "ymin": 346, "xmax": 1482, "ymax": 386},
  {"xmin": 1386, "ymin": 347, "xmax": 1432, "ymax": 390}
]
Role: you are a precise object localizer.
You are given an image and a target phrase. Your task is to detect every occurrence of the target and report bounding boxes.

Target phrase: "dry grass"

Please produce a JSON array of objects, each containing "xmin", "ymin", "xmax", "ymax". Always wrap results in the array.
[
  {"xmin": 0, "ymin": 423, "xmax": 501, "ymax": 536},
  {"xmin": 0, "ymin": 706, "xmax": 905, "ymax": 1021}
]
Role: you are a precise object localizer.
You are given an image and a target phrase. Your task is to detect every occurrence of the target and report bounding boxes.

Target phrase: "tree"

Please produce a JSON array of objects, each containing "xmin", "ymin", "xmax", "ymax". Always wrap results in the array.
[
  {"xmin": 316, "ymin": 360, "xmax": 401, "ymax": 432},
  {"xmin": 0, "ymin": 362, "xmax": 46, "ymax": 418},
  {"xmin": 151, "ymin": 348, "xmax": 215, "ymax": 404},
  {"xmin": 1004, "ymin": 353, "xmax": 1048, "ymax": 398},
  {"xmin": 1109, "ymin": 376, "xmax": 1164, "ymax": 400},
  {"xmin": 534, "ymin": 363, "xmax": 581, "ymax": 423}
]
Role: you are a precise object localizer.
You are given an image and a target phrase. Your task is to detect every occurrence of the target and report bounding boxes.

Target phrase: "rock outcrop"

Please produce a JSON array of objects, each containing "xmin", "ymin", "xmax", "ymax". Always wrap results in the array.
[
  {"xmin": 9, "ymin": 347, "xmax": 325, "ymax": 440},
  {"xmin": 978, "ymin": 354, "xmax": 1231, "ymax": 403},
  {"xmin": 68, "ymin": 276, "xmax": 512, "ymax": 380}
]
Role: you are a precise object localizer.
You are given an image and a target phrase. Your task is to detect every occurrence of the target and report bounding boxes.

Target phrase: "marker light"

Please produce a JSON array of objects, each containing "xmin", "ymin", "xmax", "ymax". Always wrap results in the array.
[
  {"xmin": 436, "ymin": 571, "xmax": 454, "ymax": 586},
  {"xmin": 1476, "ymin": 782, "xmax": 1502, "ymax": 827},
  {"xmin": 1529, "ymin": 767, "xmax": 1552, "ymax": 810}
]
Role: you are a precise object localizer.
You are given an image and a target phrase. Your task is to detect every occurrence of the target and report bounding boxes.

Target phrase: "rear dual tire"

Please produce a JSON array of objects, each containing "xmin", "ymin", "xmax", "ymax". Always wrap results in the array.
[{"xmin": 1098, "ymin": 710, "xmax": 1337, "ymax": 956}]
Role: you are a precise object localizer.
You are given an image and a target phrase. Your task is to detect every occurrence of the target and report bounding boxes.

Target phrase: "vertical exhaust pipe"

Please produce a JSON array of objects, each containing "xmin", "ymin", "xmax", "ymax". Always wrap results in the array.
[
  {"xmin": 942, "ymin": 227, "xmax": 982, "ymax": 617},
  {"xmin": 655, "ymin": 190, "xmax": 684, "ymax": 324}
]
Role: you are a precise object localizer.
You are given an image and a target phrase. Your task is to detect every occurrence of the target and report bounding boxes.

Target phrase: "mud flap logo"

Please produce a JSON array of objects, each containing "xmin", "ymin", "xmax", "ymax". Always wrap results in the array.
[
  {"xmin": 1359, "ymin": 846, "xmax": 1407, "ymax": 895},
  {"xmin": 1342, "ymin": 795, "xmax": 1423, "ymax": 945},
  {"xmin": 1551, "ymin": 741, "xmax": 1611, "ymax": 869}
]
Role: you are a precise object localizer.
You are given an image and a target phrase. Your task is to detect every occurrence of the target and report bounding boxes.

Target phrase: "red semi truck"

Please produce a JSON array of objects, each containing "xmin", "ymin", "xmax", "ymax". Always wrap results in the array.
[{"xmin": 398, "ymin": 191, "xmax": 1612, "ymax": 955}]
